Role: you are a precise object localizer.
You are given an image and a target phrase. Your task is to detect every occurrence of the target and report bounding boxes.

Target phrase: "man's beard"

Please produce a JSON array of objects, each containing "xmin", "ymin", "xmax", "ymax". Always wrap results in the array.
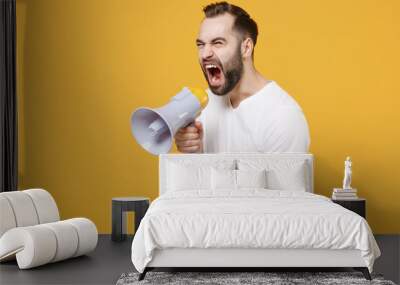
[{"xmin": 203, "ymin": 45, "xmax": 243, "ymax": 96}]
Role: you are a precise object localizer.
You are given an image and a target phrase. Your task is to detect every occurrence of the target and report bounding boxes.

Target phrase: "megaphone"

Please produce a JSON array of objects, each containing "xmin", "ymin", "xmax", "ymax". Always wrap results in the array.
[{"xmin": 130, "ymin": 87, "xmax": 208, "ymax": 155}]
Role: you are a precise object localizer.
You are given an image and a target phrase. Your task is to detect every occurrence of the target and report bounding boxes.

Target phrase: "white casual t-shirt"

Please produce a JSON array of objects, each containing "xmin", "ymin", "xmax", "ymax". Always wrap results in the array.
[{"xmin": 197, "ymin": 80, "xmax": 310, "ymax": 153}]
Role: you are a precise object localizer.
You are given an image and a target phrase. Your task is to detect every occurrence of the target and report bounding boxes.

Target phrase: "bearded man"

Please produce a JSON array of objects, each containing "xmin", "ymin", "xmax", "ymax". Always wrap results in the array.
[{"xmin": 175, "ymin": 1, "xmax": 310, "ymax": 153}]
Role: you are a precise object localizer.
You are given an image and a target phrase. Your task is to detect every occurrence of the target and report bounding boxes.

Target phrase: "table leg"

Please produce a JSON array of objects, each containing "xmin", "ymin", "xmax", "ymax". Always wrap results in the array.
[
  {"xmin": 134, "ymin": 201, "xmax": 149, "ymax": 235},
  {"xmin": 112, "ymin": 202, "xmax": 126, "ymax": 241}
]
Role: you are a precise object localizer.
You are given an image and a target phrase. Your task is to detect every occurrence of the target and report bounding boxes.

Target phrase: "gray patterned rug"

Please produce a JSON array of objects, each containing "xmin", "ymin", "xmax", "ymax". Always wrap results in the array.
[{"xmin": 116, "ymin": 271, "xmax": 396, "ymax": 285}]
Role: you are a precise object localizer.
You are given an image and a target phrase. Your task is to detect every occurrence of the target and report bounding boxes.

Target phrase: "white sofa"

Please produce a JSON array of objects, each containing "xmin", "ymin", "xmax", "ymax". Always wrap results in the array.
[{"xmin": 0, "ymin": 189, "xmax": 98, "ymax": 269}]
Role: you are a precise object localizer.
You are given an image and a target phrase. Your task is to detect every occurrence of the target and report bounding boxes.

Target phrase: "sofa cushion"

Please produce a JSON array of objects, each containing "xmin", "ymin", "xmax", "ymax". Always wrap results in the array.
[
  {"xmin": 24, "ymin": 189, "xmax": 59, "ymax": 223},
  {"xmin": 0, "ymin": 192, "xmax": 39, "ymax": 227},
  {"xmin": 0, "ymin": 218, "xmax": 97, "ymax": 269},
  {"xmin": 0, "ymin": 196, "xmax": 17, "ymax": 238}
]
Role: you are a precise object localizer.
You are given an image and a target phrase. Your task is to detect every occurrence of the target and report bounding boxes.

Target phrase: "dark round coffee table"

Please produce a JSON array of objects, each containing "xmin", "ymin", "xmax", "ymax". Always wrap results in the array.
[{"xmin": 111, "ymin": 197, "xmax": 149, "ymax": 241}]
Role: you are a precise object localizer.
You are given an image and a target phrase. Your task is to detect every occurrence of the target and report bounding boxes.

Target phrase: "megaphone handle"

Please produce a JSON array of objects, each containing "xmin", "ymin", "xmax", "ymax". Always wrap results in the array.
[
  {"xmin": 185, "ymin": 120, "xmax": 202, "ymax": 129},
  {"xmin": 183, "ymin": 111, "xmax": 202, "ymax": 128}
]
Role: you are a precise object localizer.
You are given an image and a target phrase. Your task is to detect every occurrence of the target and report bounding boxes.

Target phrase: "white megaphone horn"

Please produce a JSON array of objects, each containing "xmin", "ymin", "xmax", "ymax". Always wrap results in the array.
[{"xmin": 130, "ymin": 87, "xmax": 208, "ymax": 155}]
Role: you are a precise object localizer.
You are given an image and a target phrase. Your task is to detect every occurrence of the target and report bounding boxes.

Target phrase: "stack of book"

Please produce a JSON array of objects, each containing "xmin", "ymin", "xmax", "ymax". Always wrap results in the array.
[{"xmin": 332, "ymin": 188, "xmax": 358, "ymax": 200}]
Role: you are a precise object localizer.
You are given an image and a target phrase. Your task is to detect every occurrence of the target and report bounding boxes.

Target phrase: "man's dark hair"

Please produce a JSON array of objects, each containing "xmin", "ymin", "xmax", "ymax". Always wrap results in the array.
[{"xmin": 203, "ymin": 1, "xmax": 258, "ymax": 53}]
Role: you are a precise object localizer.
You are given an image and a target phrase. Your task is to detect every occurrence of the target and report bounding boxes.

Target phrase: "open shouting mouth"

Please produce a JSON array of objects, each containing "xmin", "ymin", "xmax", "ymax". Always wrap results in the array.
[{"xmin": 204, "ymin": 63, "xmax": 225, "ymax": 87}]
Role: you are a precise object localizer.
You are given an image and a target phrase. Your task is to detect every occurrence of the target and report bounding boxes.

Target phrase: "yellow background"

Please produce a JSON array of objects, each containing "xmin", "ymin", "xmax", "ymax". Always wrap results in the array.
[{"xmin": 16, "ymin": 0, "xmax": 400, "ymax": 233}]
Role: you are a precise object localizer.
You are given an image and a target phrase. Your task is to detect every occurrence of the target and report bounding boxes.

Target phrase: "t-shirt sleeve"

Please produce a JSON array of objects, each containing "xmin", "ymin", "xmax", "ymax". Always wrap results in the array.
[{"xmin": 260, "ymin": 106, "xmax": 310, "ymax": 152}]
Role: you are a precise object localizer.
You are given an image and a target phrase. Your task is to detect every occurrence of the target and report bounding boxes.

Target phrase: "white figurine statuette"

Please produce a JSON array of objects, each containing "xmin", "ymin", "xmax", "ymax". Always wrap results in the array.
[{"xmin": 342, "ymin": 156, "xmax": 352, "ymax": 190}]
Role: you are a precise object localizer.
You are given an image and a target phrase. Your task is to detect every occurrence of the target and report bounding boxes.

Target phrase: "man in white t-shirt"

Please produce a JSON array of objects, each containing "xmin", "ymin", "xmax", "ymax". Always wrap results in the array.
[{"xmin": 175, "ymin": 2, "xmax": 310, "ymax": 153}]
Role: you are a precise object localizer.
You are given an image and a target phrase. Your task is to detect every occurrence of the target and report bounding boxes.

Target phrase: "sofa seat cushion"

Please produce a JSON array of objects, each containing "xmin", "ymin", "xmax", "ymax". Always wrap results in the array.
[{"xmin": 0, "ymin": 218, "xmax": 97, "ymax": 269}]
